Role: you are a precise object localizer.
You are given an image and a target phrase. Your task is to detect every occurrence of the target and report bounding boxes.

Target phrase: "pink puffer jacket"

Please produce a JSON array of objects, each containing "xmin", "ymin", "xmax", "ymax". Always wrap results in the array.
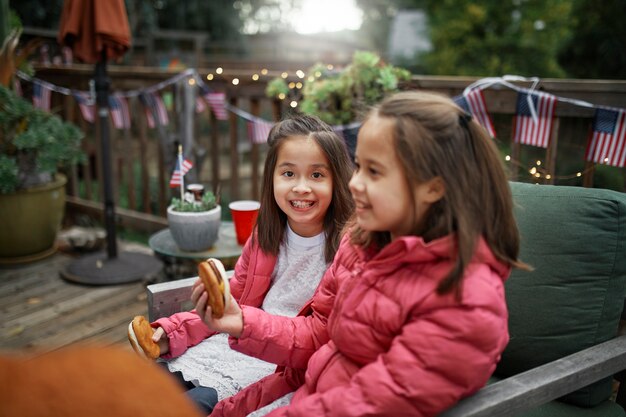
[
  {"xmin": 215, "ymin": 233, "xmax": 510, "ymax": 417},
  {"xmin": 152, "ymin": 234, "xmax": 280, "ymax": 359}
]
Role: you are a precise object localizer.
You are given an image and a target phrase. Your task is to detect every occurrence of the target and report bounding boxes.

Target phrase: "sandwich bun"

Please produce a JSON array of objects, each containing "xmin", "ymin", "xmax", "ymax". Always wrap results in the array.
[
  {"xmin": 127, "ymin": 316, "xmax": 160, "ymax": 359},
  {"xmin": 198, "ymin": 258, "xmax": 230, "ymax": 318}
]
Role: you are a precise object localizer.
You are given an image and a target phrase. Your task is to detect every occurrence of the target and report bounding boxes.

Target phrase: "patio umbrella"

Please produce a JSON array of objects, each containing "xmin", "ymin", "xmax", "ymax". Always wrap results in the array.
[{"xmin": 58, "ymin": 0, "xmax": 162, "ymax": 284}]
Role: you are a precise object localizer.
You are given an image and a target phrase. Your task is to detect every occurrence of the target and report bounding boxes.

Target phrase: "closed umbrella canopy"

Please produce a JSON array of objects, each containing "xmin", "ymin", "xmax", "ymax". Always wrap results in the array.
[{"xmin": 58, "ymin": 0, "xmax": 131, "ymax": 63}]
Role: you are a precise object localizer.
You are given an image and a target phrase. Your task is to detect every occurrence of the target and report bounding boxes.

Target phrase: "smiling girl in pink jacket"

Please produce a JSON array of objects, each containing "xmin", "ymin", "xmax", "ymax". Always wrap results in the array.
[
  {"xmin": 195, "ymin": 91, "xmax": 529, "ymax": 417},
  {"xmin": 144, "ymin": 115, "xmax": 354, "ymax": 414}
]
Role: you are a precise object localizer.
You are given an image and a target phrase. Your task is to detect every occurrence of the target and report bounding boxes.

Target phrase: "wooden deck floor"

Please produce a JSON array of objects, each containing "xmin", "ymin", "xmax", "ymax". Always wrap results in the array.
[{"xmin": 0, "ymin": 244, "xmax": 164, "ymax": 357}]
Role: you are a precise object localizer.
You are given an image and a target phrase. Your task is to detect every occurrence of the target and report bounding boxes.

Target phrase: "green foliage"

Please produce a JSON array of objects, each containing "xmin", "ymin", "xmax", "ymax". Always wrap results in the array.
[
  {"xmin": 265, "ymin": 77, "xmax": 289, "ymax": 98},
  {"xmin": 0, "ymin": 85, "xmax": 84, "ymax": 193},
  {"xmin": 268, "ymin": 51, "xmax": 410, "ymax": 125},
  {"xmin": 171, "ymin": 190, "xmax": 217, "ymax": 212},
  {"xmin": 421, "ymin": 0, "xmax": 573, "ymax": 77},
  {"xmin": 558, "ymin": 0, "xmax": 626, "ymax": 79}
]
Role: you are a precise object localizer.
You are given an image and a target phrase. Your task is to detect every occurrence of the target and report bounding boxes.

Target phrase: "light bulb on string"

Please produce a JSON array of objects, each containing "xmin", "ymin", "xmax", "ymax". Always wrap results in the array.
[
  {"xmin": 290, "ymin": 101, "xmax": 298, "ymax": 108},
  {"xmin": 261, "ymin": 69, "xmax": 268, "ymax": 75},
  {"xmin": 206, "ymin": 74, "xmax": 214, "ymax": 81},
  {"xmin": 232, "ymin": 78, "xmax": 240, "ymax": 85},
  {"xmin": 281, "ymin": 72, "xmax": 288, "ymax": 79},
  {"xmin": 216, "ymin": 67, "xmax": 223, "ymax": 75},
  {"xmin": 252, "ymin": 74, "xmax": 259, "ymax": 81}
]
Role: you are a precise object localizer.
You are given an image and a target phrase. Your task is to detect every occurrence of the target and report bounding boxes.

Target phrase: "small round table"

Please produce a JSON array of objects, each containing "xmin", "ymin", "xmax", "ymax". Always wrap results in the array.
[{"xmin": 149, "ymin": 221, "xmax": 242, "ymax": 280}]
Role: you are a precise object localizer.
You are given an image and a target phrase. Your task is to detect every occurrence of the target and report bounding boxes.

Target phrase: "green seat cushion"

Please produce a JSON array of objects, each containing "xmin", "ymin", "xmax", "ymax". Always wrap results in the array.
[{"xmin": 495, "ymin": 182, "xmax": 626, "ymax": 407}]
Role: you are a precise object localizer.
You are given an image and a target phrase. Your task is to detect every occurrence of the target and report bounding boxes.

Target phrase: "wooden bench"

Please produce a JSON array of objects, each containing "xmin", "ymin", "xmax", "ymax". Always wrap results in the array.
[{"xmin": 147, "ymin": 182, "xmax": 626, "ymax": 416}]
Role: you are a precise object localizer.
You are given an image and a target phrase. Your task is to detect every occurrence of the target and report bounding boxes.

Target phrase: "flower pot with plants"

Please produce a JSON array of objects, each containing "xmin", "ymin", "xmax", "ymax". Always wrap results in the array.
[
  {"xmin": 167, "ymin": 190, "xmax": 221, "ymax": 252},
  {"xmin": 267, "ymin": 51, "xmax": 411, "ymax": 122},
  {"xmin": 0, "ymin": 85, "xmax": 84, "ymax": 262}
]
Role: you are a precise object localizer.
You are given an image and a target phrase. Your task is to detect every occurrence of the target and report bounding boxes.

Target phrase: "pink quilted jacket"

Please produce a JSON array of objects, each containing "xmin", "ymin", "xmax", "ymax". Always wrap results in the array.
[
  {"xmin": 153, "ymin": 235, "xmax": 285, "ymax": 358},
  {"xmin": 213, "ymin": 233, "xmax": 510, "ymax": 417}
]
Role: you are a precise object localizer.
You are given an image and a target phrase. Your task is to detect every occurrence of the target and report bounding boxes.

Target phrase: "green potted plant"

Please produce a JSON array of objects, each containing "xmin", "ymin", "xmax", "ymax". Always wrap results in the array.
[
  {"xmin": 167, "ymin": 189, "xmax": 222, "ymax": 252},
  {"xmin": 0, "ymin": 85, "xmax": 84, "ymax": 261},
  {"xmin": 266, "ymin": 51, "xmax": 411, "ymax": 126}
]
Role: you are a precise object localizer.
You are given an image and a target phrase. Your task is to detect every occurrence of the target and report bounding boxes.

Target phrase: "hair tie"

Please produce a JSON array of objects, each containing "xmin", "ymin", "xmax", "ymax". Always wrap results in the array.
[{"xmin": 459, "ymin": 112, "xmax": 472, "ymax": 129}]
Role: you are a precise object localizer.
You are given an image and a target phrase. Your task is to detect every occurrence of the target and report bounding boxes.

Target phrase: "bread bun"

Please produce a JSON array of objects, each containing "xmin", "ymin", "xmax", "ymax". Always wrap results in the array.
[
  {"xmin": 198, "ymin": 258, "xmax": 230, "ymax": 318},
  {"xmin": 127, "ymin": 316, "xmax": 160, "ymax": 359}
]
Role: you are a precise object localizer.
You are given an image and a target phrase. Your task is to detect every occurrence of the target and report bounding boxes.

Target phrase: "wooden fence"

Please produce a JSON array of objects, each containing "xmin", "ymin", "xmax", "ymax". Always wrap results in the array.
[{"xmin": 26, "ymin": 64, "xmax": 626, "ymax": 234}]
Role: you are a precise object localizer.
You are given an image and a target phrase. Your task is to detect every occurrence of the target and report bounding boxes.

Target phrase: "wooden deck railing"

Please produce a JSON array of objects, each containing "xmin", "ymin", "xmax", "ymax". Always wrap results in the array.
[{"xmin": 27, "ymin": 65, "xmax": 626, "ymax": 234}]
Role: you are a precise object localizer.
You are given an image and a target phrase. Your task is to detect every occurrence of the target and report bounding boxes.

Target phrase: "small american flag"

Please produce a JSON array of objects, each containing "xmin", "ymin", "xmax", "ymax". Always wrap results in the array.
[
  {"xmin": 33, "ymin": 81, "xmax": 51, "ymax": 111},
  {"xmin": 512, "ymin": 91, "xmax": 557, "ymax": 148},
  {"xmin": 247, "ymin": 119, "xmax": 274, "ymax": 144},
  {"xmin": 73, "ymin": 91, "xmax": 95, "ymax": 123},
  {"xmin": 108, "ymin": 95, "xmax": 131, "ymax": 129},
  {"xmin": 204, "ymin": 92, "xmax": 229, "ymax": 120},
  {"xmin": 453, "ymin": 89, "xmax": 496, "ymax": 138},
  {"xmin": 169, "ymin": 157, "xmax": 193, "ymax": 188},
  {"xmin": 585, "ymin": 107, "xmax": 626, "ymax": 167}
]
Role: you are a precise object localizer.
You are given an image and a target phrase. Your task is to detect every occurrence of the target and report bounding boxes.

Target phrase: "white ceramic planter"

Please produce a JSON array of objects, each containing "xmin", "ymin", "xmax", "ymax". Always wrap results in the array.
[{"xmin": 167, "ymin": 205, "xmax": 222, "ymax": 252}]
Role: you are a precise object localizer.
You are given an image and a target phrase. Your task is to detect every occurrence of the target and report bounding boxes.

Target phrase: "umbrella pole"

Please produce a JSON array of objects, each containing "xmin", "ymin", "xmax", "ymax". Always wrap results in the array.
[
  {"xmin": 95, "ymin": 49, "xmax": 117, "ymax": 259},
  {"xmin": 60, "ymin": 48, "xmax": 163, "ymax": 285}
]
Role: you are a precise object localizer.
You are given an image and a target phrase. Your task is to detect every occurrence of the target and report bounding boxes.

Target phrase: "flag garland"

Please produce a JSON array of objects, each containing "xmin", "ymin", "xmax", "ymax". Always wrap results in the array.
[
  {"xmin": 204, "ymin": 92, "xmax": 229, "ymax": 120},
  {"xmin": 32, "ymin": 81, "xmax": 51, "ymax": 111},
  {"xmin": 109, "ymin": 94, "xmax": 131, "ymax": 129},
  {"xmin": 247, "ymin": 119, "xmax": 274, "ymax": 144},
  {"xmin": 72, "ymin": 91, "xmax": 95, "ymax": 123},
  {"xmin": 139, "ymin": 92, "xmax": 169, "ymax": 128},
  {"xmin": 512, "ymin": 91, "xmax": 557, "ymax": 148},
  {"xmin": 453, "ymin": 89, "xmax": 496, "ymax": 138},
  {"xmin": 585, "ymin": 107, "xmax": 626, "ymax": 168},
  {"xmin": 14, "ymin": 70, "xmax": 626, "ymax": 173}
]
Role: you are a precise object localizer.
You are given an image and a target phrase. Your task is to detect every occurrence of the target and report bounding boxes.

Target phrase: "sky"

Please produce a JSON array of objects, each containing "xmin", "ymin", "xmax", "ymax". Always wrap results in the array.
[{"xmin": 290, "ymin": 0, "xmax": 363, "ymax": 34}]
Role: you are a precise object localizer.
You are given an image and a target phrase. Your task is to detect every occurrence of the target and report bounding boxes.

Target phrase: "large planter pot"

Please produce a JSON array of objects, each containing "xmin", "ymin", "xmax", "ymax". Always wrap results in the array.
[
  {"xmin": 167, "ymin": 205, "xmax": 222, "ymax": 252},
  {"xmin": 0, "ymin": 174, "xmax": 67, "ymax": 263}
]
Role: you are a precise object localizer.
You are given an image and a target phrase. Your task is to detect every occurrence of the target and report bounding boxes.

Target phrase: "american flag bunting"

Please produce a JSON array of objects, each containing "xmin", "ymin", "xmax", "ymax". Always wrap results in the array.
[
  {"xmin": 72, "ymin": 91, "xmax": 95, "ymax": 123},
  {"xmin": 139, "ymin": 92, "xmax": 169, "ymax": 128},
  {"xmin": 247, "ymin": 119, "xmax": 274, "ymax": 144},
  {"xmin": 585, "ymin": 107, "xmax": 626, "ymax": 167},
  {"xmin": 453, "ymin": 89, "xmax": 497, "ymax": 138},
  {"xmin": 204, "ymin": 92, "xmax": 229, "ymax": 120},
  {"xmin": 32, "ymin": 81, "xmax": 51, "ymax": 111},
  {"xmin": 108, "ymin": 95, "xmax": 131, "ymax": 129},
  {"xmin": 512, "ymin": 91, "xmax": 557, "ymax": 148}
]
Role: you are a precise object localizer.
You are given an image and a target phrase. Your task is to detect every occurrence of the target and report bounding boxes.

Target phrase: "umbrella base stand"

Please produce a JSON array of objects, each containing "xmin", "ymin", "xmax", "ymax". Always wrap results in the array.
[{"xmin": 61, "ymin": 251, "xmax": 163, "ymax": 285}]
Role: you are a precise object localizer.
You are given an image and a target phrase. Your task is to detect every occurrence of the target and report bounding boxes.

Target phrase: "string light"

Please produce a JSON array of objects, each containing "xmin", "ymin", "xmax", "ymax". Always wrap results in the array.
[
  {"xmin": 288, "ymin": 82, "xmax": 296, "ymax": 89},
  {"xmin": 188, "ymin": 77, "xmax": 196, "ymax": 86},
  {"xmin": 296, "ymin": 70, "xmax": 305, "ymax": 78},
  {"xmin": 252, "ymin": 74, "xmax": 259, "ymax": 81},
  {"xmin": 504, "ymin": 155, "xmax": 595, "ymax": 181},
  {"xmin": 232, "ymin": 78, "xmax": 240, "ymax": 85},
  {"xmin": 261, "ymin": 68, "xmax": 268, "ymax": 75},
  {"xmin": 295, "ymin": 82, "xmax": 303, "ymax": 89},
  {"xmin": 290, "ymin": 100, "xmax": 298, "ymax": 108},
  {"xmin": 206, "ymin": 74, "xmax": 214, "ymax": 81},
  {"xmin": 278, "ymin": 93, "xmax": 286, "ymax": 100},
  {"xmin": 216, "ymin": 67, "xmax": 223, "ymax": 75},
  {"xmin": 327, "ymin": 64, "xmax": 334, "ymax": 70},
  {"xmin": 281, "ymin": 72, "xmax": 288, "ymax": 79},
  {"xmin": 314, "ymin": 71, "xmax": 322, "ymax": 77}
]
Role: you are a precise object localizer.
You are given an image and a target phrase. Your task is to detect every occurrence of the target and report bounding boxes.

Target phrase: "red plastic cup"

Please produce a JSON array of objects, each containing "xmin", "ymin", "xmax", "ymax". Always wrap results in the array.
[{"xmin": 229, "ymin": 200, "xmax": 260, "ymax": 245}]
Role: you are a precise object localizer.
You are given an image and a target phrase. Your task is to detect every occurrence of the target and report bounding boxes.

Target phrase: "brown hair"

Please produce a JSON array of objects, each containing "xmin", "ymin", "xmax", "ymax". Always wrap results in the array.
[
  {"xmin": 351, "ymin": 91, "xmax": 527, "ymax": 295},
  {"xmin": 255, "ymin": 114, "xmax": 354, "ymax": 263}
]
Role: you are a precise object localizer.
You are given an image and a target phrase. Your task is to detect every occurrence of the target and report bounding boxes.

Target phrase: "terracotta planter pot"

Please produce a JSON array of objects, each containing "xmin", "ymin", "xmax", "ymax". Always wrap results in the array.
[
  {"xmin": 0, "ymin": 174, "xmax": 66, "ymax": 262},
  {"xmin": 167, "ymin": 205, "xmax": 221, "ymax": 252}
]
